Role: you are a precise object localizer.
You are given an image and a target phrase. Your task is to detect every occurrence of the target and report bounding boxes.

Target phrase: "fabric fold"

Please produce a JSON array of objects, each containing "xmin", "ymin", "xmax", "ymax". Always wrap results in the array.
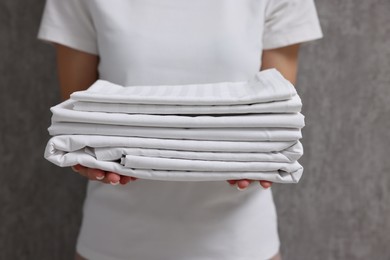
[
  {"xmin": 45, "ymin": 135, "xmax": 299, "ymax": 153},
  {"xmin": 70, "ymin": 68, "xmax": 296, "ymax": 105},
  {"xmin": 49, "ymin": 122, "xmax": 302, "ymax": 141},
  {"xmin": 72, "ymin": 94, "xmax": 302, "ymax": 114},
  {"xmin": 45, "ymin": 149, "xmax": 303, "ymax": 182},
  {"xmin": 120, "ymin": 154, "xmax": 303, "ymax": 172},
  {"xmin": 88, "ymin": 141, "xmax": 303, "ymax": 162},
  {"xmin": 51, "ymin": 99, "xmax": 305, "ymax": 128}
]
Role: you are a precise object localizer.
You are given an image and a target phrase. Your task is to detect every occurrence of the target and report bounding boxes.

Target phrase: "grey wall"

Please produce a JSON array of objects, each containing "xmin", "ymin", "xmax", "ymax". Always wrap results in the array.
[
  {"xmin": 273, "ymin": 1, "xmax": 390, "ymax": 259},
  {"xmin": 1, "ymin": 1, "xmax": 86, "ymax": 260},
  {"xmin": 1, "ymin": 1, "xmax": 389, "ymax": 259}
]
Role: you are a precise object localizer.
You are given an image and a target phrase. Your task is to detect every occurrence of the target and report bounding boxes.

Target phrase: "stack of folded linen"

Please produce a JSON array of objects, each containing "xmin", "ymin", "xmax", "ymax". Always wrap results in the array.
[{"xmin": 44, "ymin": 68, "xmax": 305, "ymax": 183}]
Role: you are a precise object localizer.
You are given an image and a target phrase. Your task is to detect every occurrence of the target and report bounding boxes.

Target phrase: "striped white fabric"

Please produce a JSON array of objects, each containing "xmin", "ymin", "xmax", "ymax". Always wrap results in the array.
[
  {"xmin": 49, "ymin": 123, "xmax": 302, "ymax": 141},
  {"xmin": 72, "ymin": 94, "xmax": 302, "ymax": 114},
  {"xmin": 44, "ymin": 68, "xmax": 305, "ymax": 183},
  {"xmin": 51, "ymin": 100, "xmax": 305, "ymax": 128},
  {"xmin": 70, "ymin": 69, "xmax": 296, "ymax": 105}
]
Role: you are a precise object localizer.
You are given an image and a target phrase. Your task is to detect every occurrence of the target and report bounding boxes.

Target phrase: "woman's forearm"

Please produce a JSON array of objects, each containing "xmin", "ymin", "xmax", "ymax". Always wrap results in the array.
[
  {"xmin": 260, "ymin": 43, "xmax": 300, "ymax": 85},
  {"xmin": 54, "ymin": 44, "xmax": 99, "ymax": 101}
]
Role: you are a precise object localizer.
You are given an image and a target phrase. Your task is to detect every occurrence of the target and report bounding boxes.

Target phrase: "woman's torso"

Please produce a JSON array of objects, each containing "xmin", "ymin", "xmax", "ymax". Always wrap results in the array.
[{"xmin": 77, "ymin": 1, "xmax": 280, "ymax": 259}]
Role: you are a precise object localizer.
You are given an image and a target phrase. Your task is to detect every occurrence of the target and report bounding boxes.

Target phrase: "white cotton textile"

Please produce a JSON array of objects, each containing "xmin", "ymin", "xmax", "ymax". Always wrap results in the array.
[
  {"xmin": 88, "ymin": 142, "xmax": 303, "ymax": 162},
  {"xmin": 44, "ymin": 69, "xmax": 305, "ymax": 183},
  {"xmin": 46, "ymin": 134, "xmax": 298, "ymax": 153},
  {"xmin": 48, "ymin": 122, "xmax": 302, "ymax": 141},
  {"xmin": 45, "ymin": 134, "xmax": 303, "ymax": 182},
  {"xmin": 70, "ymin": 69, "xmax": 295, "ymax": 105},
  {"xmin": 52, "ymin": 99, "xmax": 304, "ymax": 128},
  {"xmin": 51, "ymin": 69, "xmax": 305, "ymax": 129},
  {"xmin": 45, "ymin": 68, "xmax": 305, "ymax": 183},
  {"xmin": 48, "ymin": 149, "xmax": 302, "ymax": 182},
  {"xmin": 72, "ymin": 94, "xmax": 302, "ymax": 115},
  {"xmin": 120, "ymin": 155, "xmax": 302, "ymax": 172}
]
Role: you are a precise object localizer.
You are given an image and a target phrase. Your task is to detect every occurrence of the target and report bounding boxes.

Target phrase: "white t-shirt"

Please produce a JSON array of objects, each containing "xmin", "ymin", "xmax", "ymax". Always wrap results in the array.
[{"xmin": 38, "ymin": 1, "xmax": 322, "ymax": 259}]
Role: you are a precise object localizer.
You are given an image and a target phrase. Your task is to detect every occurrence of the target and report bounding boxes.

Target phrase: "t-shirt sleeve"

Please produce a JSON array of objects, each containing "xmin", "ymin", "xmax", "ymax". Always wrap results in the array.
[
  {"xmin": 262, "ymin": 0, "xmax": 323, "ymax": 50},
  {"xmin": 37, "ymin": 0, "xmax": 98, "ymax": 55}
]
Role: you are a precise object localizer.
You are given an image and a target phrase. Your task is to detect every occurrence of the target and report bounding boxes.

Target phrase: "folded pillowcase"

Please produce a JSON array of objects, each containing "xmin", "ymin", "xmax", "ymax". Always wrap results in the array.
[
  {"xmin": 72, "ymin": 94, "xmax": 302, "ymax": 114},
  {"xmin": 51, "ymin": 99, "xmax": 305, "ymax": 128},
  {"xmin": 70, "ymin": 68, "xmax": 296, "ymax": 105}
]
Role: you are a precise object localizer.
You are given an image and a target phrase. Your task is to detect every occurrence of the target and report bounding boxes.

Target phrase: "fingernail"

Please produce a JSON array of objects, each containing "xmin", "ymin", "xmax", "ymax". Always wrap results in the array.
[
  {"xmin": 237, "ymin": 186, "xmax": 246, "ymax": 191},
  {"xmin": 96, "ymin": 175, "xmax": 104, "ymax": 180},
  {"xmin": 110, "ymin": 181, "xmax": 119, "ymax": 186},
  {"xmin": 71, "ymin": 166, "xmax": 78, "ymax": 172}
]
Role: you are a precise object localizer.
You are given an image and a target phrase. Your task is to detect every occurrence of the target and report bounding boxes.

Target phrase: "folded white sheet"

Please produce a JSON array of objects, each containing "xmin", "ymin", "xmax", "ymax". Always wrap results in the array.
[
  {"xmin": 49, "ymin": 122, "xmax": 302, "ymax": 141},
  {"xmin": 87, "ymin": 140, "xmax": 303, "ymax": 162},
  {"xmin": 72, "ymin": 92, "xmax": 302, "ymax": 115},
  {"xmin": 44, "ymin": 68, "xmax": 305, "ymax": 183},
  {"xmin": 120, "ymin": 154, "xmax": 302, "ymax": 172},
  {"xmin": 70, "ymin": 68, "xmax": 296, "ymax": 105},
  {"xmin": 45, "ymin": 135, "xmax": 299, "ymax": 153},
  {"xmin": 51, "ymin": 100, "xmax": 305, "ymax": 128},
  {"xmin": 44, "ymin": 135, "xmax": 303, "ymax": 182},
  {"xmin": 45, "ymin": 149, "xmax": 303, "ymax": 182}
]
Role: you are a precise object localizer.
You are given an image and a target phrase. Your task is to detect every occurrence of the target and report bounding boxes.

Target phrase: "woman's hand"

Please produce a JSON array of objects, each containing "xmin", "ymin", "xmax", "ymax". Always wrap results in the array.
[
  {"xmin": 71, "ymin": 164, "xmax": 138, "ymax": 185},
  {"xmin": 226, "ymin": 179, "xmax": 272, "ymax": 190}
]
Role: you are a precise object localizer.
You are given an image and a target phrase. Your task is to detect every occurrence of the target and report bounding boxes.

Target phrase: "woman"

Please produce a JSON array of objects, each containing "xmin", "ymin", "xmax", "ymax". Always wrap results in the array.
[{"xmin": 38, "ymin": 1, "xmax": 322, "ymax": 259}]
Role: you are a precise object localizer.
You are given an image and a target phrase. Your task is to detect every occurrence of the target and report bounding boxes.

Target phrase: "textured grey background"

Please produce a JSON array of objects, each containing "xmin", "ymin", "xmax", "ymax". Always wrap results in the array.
[{"xmin": 1, "ymin": 0, "xmax": 389, "ymax": 259}]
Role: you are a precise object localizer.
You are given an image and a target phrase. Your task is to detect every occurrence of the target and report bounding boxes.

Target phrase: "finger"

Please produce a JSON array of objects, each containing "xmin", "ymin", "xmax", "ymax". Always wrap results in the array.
[
  {"xmin": 101, "ymin": 175, "xmax": 112, "ymax": 184},
  {"xmin": 73, "ymin": 165, "xmax": 89, "ymax": 178},
  {"xmin": 226, "ymin": 180, "xmax": 237, "ymax": 186},
  {"xmin": 106, "ymin": 172, "xmax": 121, "ymax": 185},
  {"xmin": 259, "ymin": 180, "xmax": 273, "ymax": 189},
  {"xmin": 236, "ymin": 179, "xmax": 252, "ymax": 190},
  {"xmin": 94, "ymin": 170, "xmax": 105, "ymax": 180},
  {"xmin": 120, "ymin": 176, "xmax": 133, "ymax": 185},
  {"xmin": 87, "ymin": 168, "xmax": 106, "ymax": 181},
  {"xmin": 71, "ymin": 164, "xmax": 84, "ymax": 173}
]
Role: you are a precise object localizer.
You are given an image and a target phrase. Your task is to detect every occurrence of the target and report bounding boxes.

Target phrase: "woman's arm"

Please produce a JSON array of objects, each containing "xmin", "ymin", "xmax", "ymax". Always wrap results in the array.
[
  {"xmin": 54, "ymin": 44, "xmax": 135, "ymax": 185},
  {"xmin": 54, "ymin": 44, "xmax": 99, "ymax": 101},
  {"xmin": 261, "ymin": 43, "xmax": 300, "ymax": 84},
  {"xmin": 228, "ymin": 43, "xmax": 301, "ymax": 190}
]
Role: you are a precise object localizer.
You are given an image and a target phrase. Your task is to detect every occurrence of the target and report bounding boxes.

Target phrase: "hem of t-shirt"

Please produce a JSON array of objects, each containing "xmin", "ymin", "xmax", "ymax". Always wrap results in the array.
[
  {"xmin": 262, "ymin": 23, "xmax": 323, "ymax": 50},
  {"xmin": 37, "ymin": 24, "xmax": 98, "ymax": 55},
  {"xmin": 76, "ymin": 240, "xmax": 281, "ymax": 260}
]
